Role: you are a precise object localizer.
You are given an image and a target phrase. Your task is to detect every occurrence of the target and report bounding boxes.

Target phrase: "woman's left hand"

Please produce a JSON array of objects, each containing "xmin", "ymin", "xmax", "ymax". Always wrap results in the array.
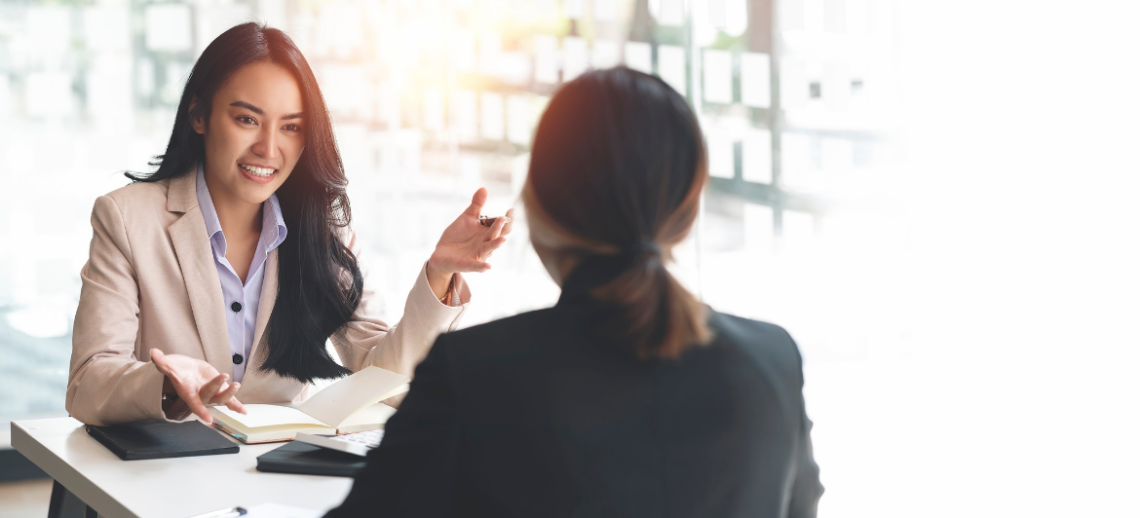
[{"xmin": 426, "ymin": 187, "xmax": 514, "ymax": 298}]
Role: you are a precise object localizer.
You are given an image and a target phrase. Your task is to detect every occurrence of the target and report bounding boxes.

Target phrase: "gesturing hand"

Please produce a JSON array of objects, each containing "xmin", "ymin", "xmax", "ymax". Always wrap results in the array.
[
  {"xmin": 151, "ymin": 349, "xmax": 246, "ymax": 424},
  {"xmin": 426, "ymin": 187, "xmax": 515, "ymax": 296}
]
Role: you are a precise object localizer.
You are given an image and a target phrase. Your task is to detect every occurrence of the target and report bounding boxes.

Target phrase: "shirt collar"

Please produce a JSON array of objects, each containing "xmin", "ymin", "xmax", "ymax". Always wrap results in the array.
[
  {"xmin": 262, "ymin": 185, "xmax": 288, "ymax": 253},
  {"xmin": 195, "ymin": 162, "xmax": 288, "ymax": 255}
]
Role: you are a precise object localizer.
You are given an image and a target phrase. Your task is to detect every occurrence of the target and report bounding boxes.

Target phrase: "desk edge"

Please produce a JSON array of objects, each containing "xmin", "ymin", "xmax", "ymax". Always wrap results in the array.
[{"xmin": 11, "ymin": 420, "xmax": 140, "ymax": 518}]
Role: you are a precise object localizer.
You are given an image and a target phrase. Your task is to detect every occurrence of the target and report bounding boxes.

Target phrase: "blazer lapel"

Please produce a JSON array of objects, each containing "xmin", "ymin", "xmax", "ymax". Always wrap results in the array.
[
  {"xmin": 166, "ymin": 173, "xmax": 233, "ymax": 377},
  {"xmin": 248, "ymin": 248, "xmax": 278, "ymax": 373}
]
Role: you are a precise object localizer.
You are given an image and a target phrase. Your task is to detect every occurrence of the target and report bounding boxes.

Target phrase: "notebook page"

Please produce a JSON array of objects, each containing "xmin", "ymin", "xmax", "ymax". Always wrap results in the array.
[
  {"xmin": 212, "ymin": 404, "xmax": 328, "ymax": 428},
  {"xmin": 297, "ymin": 366, "xmax": 409, "ymax": 428},
  {"xmin": 336, "ymin": 402, "xmax": 398, "ymax": 433}
]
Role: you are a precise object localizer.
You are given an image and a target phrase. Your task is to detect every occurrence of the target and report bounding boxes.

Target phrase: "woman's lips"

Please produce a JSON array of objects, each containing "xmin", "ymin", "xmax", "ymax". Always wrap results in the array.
[{"xmin": 238, "ymin": 163, "xmax": 277, "ymax": 184}]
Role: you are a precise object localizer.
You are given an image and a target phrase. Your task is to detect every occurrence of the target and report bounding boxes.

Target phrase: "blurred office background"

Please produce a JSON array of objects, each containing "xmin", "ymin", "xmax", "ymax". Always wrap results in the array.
[{"xmin": 0, "ymin": 0, "xmax": 1137, "ymax": 517}]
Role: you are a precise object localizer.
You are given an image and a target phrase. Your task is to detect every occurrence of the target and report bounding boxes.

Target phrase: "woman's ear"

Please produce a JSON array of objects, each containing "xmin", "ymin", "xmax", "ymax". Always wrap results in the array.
[{"xmin": 189, "ymin": 97, "xmax": 206, "ymax": 135}]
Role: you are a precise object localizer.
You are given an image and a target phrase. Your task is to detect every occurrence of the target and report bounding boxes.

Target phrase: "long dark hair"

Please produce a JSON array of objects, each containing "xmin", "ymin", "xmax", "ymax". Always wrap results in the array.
[
  {"xmin": 524, "ymin": 67, "xmax": 711, "ymax": 358},
  {"xmin": 128, "ymin": 23, "xmax": 360, "ymax": 382}
]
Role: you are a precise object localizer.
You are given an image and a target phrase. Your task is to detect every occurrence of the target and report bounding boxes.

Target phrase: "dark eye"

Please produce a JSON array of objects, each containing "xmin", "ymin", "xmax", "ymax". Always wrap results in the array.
[
  {"xmin": 284, "ymin": 123, "xmax": 302, "ymax": 132},
  {"xmin": 236, "ymin": 115, "xmax": 257, "ymax": 125}
]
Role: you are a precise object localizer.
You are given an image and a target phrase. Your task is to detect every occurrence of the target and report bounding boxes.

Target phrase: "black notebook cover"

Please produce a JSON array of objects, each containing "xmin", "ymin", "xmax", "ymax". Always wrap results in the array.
[
  {"xmin": 256, "ymin": 441, "xmax": 366, "ymax": 477},
  {"xmin": 86, "ymin": 420, "xmax": 239, "ymax": 461}
]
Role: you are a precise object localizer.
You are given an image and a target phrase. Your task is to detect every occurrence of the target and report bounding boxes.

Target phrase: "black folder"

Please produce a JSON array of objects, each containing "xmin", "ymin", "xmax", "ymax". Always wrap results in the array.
[
  {"xmin": 256, "ymin": 441, "xmax": 366, "ymax": 477},
  {"xmin": 86, "ymin": 420, "xmax": 239, "ymax": 460}
]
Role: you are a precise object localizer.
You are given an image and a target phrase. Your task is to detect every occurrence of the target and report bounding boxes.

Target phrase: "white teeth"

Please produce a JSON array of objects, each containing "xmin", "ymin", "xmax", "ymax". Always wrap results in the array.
[{"xmin": 239, "ymin": 164, "xmax": 275, "ymax": 177}]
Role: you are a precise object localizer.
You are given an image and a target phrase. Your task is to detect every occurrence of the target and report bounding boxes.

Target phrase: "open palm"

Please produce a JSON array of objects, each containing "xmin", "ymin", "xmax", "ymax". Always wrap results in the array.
[
  {"xmin": 151, "ymin": 349, "xmax": 245, "ymax": 424},
  {"xmin": 429, "ymin": 188, "xmax": 514, "ymax": 275}
]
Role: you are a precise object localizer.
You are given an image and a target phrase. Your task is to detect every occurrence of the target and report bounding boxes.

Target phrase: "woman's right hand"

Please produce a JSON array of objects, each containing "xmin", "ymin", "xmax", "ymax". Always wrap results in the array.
[{"xmin": 151, "ymin": 349, "xmax": 246, "ymax": 424}]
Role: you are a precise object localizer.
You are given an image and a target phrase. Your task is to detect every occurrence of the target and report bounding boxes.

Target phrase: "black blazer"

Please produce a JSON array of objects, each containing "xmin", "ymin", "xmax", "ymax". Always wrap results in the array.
[{"xmin": 327, "ymin": 257, "xmax": 823, "ymax": 518}]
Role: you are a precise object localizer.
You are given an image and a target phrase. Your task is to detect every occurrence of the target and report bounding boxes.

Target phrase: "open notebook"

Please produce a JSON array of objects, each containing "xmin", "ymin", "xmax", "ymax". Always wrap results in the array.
[{"xmin": 209, "ymin": 366, "xmax": 408, "ymax": 444}]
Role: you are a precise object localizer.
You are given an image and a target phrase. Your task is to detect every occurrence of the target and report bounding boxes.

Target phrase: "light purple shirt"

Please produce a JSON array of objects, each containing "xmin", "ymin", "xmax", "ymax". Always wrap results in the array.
[{"xmin": 195, "ymin": 164, "xmax": 288, "ymax": 382}]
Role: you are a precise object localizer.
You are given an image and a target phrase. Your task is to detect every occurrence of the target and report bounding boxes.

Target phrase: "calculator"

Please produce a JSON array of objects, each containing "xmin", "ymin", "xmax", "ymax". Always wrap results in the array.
[{"xmin": 294, "ymin": 429, "xmax": 384, "ymax": 457}]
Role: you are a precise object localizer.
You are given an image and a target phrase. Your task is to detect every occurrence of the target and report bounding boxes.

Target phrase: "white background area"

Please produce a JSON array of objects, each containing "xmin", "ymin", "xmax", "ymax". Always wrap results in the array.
[{"xmin": 0, "ymin": 1, "xmax": 1138, "ymax": 517}]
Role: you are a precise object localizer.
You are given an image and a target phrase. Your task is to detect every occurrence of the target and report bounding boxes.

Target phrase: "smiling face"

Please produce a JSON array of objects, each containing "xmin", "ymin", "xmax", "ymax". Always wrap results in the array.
[{"xmin": 192, "ymin": 60, "xmax": 305, "ymax": 208}]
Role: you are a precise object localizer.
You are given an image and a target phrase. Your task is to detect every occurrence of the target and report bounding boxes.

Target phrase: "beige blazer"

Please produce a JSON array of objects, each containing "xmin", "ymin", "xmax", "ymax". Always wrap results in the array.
[{"xmin": 67, "ymin": 172, "xmax": 469, "ymax": 426}]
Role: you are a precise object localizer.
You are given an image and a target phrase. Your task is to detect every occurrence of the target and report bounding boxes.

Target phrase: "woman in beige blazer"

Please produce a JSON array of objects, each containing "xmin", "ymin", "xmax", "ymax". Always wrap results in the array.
[{"xmin": 67, "ymin": 23, "xmax": 513, "ymax": 426}]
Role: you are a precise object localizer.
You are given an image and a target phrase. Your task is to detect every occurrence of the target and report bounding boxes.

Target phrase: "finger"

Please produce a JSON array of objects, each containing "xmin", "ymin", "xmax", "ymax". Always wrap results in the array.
[
  {"xmin": 486, "ymin": 213, "xmax": 509, "ymax": 241},
  {"xmin": 182, "ymin": 391, "xmax": 212, "ymax": 424},
  {"xmin": 463, "ymin": 187, "xmax": 489, "ymax": 218},
  {"xmin": 198, "ymin": 374, "xmax": 229, "ymax": 406},
  {"xmin": 226, "ymin": 395, "xmax": 247, "ymax": 415},
  {"xmin": 501, "ymin": 208, "xmax": 515, "ymax": 236},
  {"xmin": 481, "ymin": 236, "xmax": 508, "ymax": 259},
  {"xmin": 210, "ymin": 380, "xmax": 241, "ymax": 407}
]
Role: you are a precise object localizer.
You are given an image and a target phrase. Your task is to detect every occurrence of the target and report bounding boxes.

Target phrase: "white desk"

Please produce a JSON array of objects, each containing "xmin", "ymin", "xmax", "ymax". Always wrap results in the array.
[{"xmin": 11, "ymin": 417, "xmax": 353, "ymax": 518}]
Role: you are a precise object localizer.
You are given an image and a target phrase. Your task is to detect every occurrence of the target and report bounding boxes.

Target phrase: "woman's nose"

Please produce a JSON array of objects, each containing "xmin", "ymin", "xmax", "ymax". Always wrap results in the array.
[{"xmin": 251, "ymin": 127, "xmax": 278, "ymax": 159}]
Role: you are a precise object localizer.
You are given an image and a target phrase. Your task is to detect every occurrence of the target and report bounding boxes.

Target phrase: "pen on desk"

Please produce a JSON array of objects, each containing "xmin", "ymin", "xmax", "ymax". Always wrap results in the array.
[{"xmin": 187, "ymin": 506, "xmax": 247, "ymax": 518}]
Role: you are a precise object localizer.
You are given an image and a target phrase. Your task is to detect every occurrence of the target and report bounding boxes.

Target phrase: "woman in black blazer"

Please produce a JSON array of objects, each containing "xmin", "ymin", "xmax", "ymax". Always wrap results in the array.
[{"xmin": 327, "ymin": 67, "xmax": 823, "ymax": 518}]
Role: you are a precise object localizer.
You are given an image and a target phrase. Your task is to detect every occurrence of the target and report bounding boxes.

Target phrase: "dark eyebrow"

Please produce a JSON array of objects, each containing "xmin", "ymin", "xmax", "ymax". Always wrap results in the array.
[
  {"xmin": 230, "ymin": 101, "xmax": 303, "ymax": 120},
  {"xmin": 230, "ymin": 101, "xmax": 263, "ymax": 115}
]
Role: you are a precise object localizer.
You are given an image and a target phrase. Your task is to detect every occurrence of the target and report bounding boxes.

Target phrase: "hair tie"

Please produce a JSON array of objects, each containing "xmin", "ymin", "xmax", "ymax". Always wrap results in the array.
[{"xmin": 625, "ymin": 240, "xmax": 661, "ymax": 257}]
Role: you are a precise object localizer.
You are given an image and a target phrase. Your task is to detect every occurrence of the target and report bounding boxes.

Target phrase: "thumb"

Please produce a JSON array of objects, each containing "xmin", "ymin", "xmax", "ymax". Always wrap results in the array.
[
  {"xmin": 463, "ymin": 187, "xmax": 489, "ymax": 217},
  {"xmin": 151, "ymin": 349, "xmax": 168, "ymax": 372}
]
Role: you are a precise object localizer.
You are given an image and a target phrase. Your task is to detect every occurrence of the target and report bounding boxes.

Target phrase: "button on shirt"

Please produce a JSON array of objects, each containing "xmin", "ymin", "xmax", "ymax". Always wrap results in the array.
[{"xmin": 195, "ymin": 164, "xmax": 287, "ymax": 382}]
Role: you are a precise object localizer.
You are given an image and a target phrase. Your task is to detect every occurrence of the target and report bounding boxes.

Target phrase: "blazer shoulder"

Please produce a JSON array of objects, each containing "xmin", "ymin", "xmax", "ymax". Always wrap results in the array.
[
  {"xmin": 99, "ymin": 179, "xmax": 172, "ymax": 216},
  {"xmin": 707, "ymin": 310, "xmax": 804, "ymax": 377},
  {"xmin": 432, "ymin": 307, "xmax": 560, "ymax": 361}
]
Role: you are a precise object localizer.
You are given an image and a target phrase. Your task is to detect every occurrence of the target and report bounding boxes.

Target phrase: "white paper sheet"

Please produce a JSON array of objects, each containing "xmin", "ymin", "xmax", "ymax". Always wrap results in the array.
[
  {"xmin": 241, "ymin": 503, "xmax": 323, "ymax": 518},
  {"xmin": 337, "ymin": 403, "xmax": 398, "ymax": 433},
  {"xmin": 213, "ymin": 404, "xmax": 328, "ymax": 429},
  {"xmin": 298, "ymin": 366, "xmax": 410, "ymax": 428}
]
